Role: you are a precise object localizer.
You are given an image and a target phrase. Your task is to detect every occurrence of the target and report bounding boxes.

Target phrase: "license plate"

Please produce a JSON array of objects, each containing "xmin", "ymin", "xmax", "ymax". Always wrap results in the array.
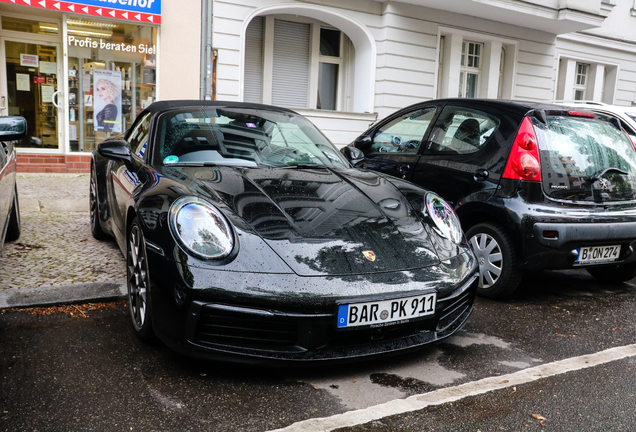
[
  {"xmin": 337, "ymin": 293, "xmax": 436, "ymax": 329},
  {"xmin": 575, "ymin": 245, "xmax": 621, "ymax": 264}
]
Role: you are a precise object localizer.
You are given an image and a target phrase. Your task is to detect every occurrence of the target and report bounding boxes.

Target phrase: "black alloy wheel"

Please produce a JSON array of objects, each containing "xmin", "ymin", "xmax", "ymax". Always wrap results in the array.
[
  {"xmin": 90, "ymin": 166, "xmax": 108, "ymax": 240},
  {"xmin": 127, "ymin": 217, "xmax": 154, "ymax": 340},
  {"xmin": 5, "ymin": 185, "xmax": 20, "ymax": 242},
  {"xmin": 466, "ymin": 222, "xmax": 522, "ymax": 299},
  {"xmin": 587, "ymin": 262, "xmax": 636, "ymax": 283}
]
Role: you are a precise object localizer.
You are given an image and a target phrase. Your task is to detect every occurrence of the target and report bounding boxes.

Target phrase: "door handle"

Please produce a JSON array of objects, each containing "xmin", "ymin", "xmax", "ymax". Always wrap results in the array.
[
  {"xmin": 52, "ymin": 90, "xmax": 62, "ymax": 108},
  {"xmin": 474, "ymin": 168, "xmax": 489, "ymax": 182},
  {"xmin": 398, "ymin": 164, "xmax": 410, "ymax": 179},
  {"xmin": 0, "ymin": 96, "xmax": 6, "ymax": 112}
]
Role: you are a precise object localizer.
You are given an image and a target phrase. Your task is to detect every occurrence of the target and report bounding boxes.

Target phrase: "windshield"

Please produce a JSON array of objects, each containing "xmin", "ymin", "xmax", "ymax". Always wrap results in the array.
[
  {"xmin": 534, "ymin": 114, "xmax": 636, "ymax": 203},
  {"xmin": 156, "ymin": 107, "xmax": 348, "ymax": 168}
]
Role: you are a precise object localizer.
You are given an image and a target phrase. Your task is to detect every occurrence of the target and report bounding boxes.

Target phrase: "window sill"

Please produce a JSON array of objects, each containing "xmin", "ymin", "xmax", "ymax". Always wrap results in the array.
[{"xmin": 294, "ymin": 109, "xmax": 378, "ymax": 122}]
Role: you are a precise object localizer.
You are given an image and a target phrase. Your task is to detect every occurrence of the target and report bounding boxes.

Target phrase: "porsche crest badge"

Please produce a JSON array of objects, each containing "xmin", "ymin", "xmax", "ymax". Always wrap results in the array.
[{"xmin": 362, "ymin": 250, "xmax": 376, "ymax": 262}]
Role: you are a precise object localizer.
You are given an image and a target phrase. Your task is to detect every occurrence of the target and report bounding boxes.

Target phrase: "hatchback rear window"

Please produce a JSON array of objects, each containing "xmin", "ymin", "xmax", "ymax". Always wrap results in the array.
[{"xmin": 533, "ymin": 114, "xmax": 636, "ymax": 203}]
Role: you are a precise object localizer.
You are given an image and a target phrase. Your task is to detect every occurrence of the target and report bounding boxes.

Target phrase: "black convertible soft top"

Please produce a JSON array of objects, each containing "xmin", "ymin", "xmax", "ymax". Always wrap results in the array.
[{"xmin": 141, "ymin": 99, "xmax": 299, "ymax": 116}]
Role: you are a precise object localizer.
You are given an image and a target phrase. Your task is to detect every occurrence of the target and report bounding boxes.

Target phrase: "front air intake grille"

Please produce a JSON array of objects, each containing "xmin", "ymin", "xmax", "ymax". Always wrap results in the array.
[
  {"xmin": 436, "ymin": 289, "xmax": 472, "ymax": 332},
  {"xmin": 194, "ymin": 305, "xmax": 301, "ymax": 351}
]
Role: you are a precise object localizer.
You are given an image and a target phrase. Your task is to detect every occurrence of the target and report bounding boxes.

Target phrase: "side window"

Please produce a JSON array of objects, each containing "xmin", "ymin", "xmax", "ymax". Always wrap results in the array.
[
  {"xmin": 371, "ymin": 108, "xmax": 437, "ymax": 154},
  {"xmin": 128, "ymin": 114, "xmax": 151, "ymax": 160},
  {"xmin": 427, "ymin": 107, "xmax": 500, "ymax": 154}
]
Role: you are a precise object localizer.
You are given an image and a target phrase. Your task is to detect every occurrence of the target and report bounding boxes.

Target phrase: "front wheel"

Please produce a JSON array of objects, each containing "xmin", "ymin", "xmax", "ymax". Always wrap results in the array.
[
  {"xmin": 5, "ymin": 184, "xmax": 20, "ymax": 242},
  {"xmin": 90, "ymin": 166, "xmax": 108, "ymax": 240},
  {"xmin": 127, "ymin": 217, "xmax": 154, "ymax": 340},
  {"xmin": 466, "ymin": 223, "xmax": 523, "ymax": 299},
  {"xmin": 587, "ymin": 262, "xmax": 636, "ymax": 283}
]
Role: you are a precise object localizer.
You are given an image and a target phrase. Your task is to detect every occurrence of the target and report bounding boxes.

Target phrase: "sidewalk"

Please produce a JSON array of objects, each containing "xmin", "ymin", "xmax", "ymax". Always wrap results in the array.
[{"xmin": 0, "ymin": 174, "xmax": 127, "ymax": 308}]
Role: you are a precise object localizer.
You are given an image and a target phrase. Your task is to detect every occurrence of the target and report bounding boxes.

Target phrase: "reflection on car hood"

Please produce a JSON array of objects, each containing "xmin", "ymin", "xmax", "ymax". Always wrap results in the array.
[{"xmin": 179, "ymin": 166, "xmax": 441, "ymax": 276}]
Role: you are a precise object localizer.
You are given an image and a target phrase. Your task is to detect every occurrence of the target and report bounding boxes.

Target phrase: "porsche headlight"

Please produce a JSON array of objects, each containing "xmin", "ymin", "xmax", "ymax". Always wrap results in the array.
[
  {"xmin": 425, "ymin": 193, "xmax": 463, "ymax": 244},
  {"xmin": 168, "ymin": 196, "xmax": 234, "ymax": 260}
]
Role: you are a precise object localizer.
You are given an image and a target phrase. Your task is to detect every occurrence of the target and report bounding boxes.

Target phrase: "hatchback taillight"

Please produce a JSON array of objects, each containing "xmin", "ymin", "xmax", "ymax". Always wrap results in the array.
[{"xmin": 503, "ymin": 117, "xmax": 542, "ymax": 182}]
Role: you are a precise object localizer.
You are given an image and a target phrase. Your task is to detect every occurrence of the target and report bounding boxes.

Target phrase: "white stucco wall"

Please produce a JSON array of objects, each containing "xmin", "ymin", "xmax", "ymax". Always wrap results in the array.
[{"xmin": 157, "ymin": 0, "xmax": 202, "ymax": 100}]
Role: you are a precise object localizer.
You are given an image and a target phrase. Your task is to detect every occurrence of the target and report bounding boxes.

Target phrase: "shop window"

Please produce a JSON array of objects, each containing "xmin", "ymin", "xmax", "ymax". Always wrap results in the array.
[
  {"xmin": 243, "ymin": 17, "xmax": 352, "ymax": 111},
  {"xmin": 67, "ymin": 18, "xmax": 156, "ymax": 153},
  {"xmin": 1, "ymin": 16, "xmax": 58, "ymax": 35}
]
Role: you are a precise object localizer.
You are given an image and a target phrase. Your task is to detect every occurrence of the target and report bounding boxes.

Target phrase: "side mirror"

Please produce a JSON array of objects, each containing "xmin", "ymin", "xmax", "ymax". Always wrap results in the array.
[
  {"xmin": 354, "ymin": 134, "xmax": 372, "ymax": 150},
  {"xmin": 341, "ymin": 145, "xmax": 365, "ymax": 165},
  {"xmin": 97, "ymin": 140, "xmax": 134, "ymax": 169},
  {"xmin": 0, "ymin": 116, "xmax": 27, "ymax": 141}
]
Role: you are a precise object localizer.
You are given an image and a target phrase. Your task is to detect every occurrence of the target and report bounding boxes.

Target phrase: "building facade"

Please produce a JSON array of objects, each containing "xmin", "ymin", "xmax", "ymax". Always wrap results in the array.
[
  {"xmin": 0, "ymin": 0, "xmax": 201, "ymax": 172},
  {"xmin": 214, "ymin": 0, "xmax": 636, "ymax": 147}
]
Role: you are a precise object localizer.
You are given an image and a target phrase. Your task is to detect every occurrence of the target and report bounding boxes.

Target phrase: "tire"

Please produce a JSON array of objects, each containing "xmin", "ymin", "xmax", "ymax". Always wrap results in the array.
[
  {"xmin": 586, "ymin": 262, "xmax": 636, "ymax": 284},
  {"xmin": 127, "ymin": 217, "xmax": 154, "ymax": 341},
  {"xmin": 90, "ymin": 166, "xmax": 108, "ymax": 240},
  {"xmin": 466, "ymin": 223, "xmax": 523, "ymax": 299},
  {"xmin": 5, "ymin": 184, "xmax": 20, "ymax": 242}
]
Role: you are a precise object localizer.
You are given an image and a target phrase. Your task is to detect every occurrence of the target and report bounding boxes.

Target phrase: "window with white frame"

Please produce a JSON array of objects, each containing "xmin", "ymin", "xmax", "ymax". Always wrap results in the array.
[
  {"xmin": 437, "ymin": 30, "xmax": 516, "ymax": 101},
  {"xmin": 244, "ymin": 17, "xmax": 351, "ymax": 111},
  {"xmin": 555, "ymin": 57, "xmax": 618, "ymax": 104},
  {"xmin": 574, "ymin": 63, "xmax": 589, "ymax": 101},
  {"xmin": 459, "ymin": 41, "xmax": 482, "ymax": 98}
]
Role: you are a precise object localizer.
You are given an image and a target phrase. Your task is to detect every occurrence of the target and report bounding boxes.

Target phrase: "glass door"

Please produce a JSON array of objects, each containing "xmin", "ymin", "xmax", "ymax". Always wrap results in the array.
[{"xmin": 0, "ymin": 38, "xmax": 62, "ymax": 149}]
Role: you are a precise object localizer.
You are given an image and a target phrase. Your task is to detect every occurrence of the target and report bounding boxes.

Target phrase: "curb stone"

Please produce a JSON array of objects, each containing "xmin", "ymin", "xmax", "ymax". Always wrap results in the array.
[{"xmin": 0, "ymin": 280, "xmax": 127, "ymax": 309}]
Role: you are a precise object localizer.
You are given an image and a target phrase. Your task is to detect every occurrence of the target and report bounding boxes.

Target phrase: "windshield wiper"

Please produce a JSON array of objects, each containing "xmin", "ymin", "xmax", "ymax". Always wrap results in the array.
[
  {"xmin": 166, "ymin": 162, "xmax": 218, "ymax": 167},
  {"xmin": 282, "ymin": 163, "xmax": 329, "ymax": 169}
]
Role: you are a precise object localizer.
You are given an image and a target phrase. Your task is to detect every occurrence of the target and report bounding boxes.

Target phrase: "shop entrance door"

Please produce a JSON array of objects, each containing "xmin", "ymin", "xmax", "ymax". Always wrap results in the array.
[{"xmin": 0, "ymin": 38, "xmax": 63, "ymax": 150}]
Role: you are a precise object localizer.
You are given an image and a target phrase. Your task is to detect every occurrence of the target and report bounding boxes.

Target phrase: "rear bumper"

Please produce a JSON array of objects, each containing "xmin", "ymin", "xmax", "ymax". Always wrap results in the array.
[{"xmin": 533, "ymin": 222, "xmax": 636, "ymax": 249}]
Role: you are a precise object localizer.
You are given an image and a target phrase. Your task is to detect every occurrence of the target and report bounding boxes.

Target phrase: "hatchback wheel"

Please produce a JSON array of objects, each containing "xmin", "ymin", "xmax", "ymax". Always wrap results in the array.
[
  {"xmin": 5, "ymin": 185, "xmax": 20, "ymax": 242},
  {"xmin": 586, "ymin": 262, "xmax": 636, "ymax": 283},
  {"xmin": 127, "ymin": 217, "xmax": 154, "ymax": 340},
  {"xmin": 467, "ymin": 223, "xmax": 522, "ymax": 299},
  {"xmin": 90, "ymin": 167, "xmax": 108, "ymax": 240}
]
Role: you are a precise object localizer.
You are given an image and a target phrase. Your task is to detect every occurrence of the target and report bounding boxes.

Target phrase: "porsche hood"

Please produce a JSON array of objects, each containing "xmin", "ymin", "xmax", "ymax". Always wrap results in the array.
[{"xmin": 177, "ymin": 166, "xmax": 444, "ymax": 277}]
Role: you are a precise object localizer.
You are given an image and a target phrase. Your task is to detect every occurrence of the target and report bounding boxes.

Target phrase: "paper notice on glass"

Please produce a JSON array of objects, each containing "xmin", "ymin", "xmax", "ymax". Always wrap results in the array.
[
  {"xmin": 16, "ymin": 74, "xmax": 30, "ymax": 91},
  {"xmin": 40, "ymin": 61, "xmax": 57, "ymax": 74},
  {"xmin": 69, "ymin": 124, "xmax": 78, "ymax": 141},
  {"xmin": 82, "ymin": 74, "xmax": 91, "ymax": 92},
  {"xmin": 41, "ymin": 85, "xmax": 55, "ymax": 103}
]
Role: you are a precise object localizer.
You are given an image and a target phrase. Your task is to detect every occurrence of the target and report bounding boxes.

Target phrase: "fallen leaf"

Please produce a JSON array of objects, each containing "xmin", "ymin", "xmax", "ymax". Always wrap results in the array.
[
  {"xmin": 312, "ymin": 386, "xmax": 319, "ymax": 390},
  {"xmin": 499, "ymin": 380, "xmax": 509, "ymax": 384},
  {"xmin": 531, "ymin": 414, "xmax": 547, "ymax": 421}
]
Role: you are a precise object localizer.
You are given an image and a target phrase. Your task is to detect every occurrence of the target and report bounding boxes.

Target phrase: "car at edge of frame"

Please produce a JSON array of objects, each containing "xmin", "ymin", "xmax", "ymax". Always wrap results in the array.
[
  {"xmin": 0, "ymin": 116, "xmax": 26, "ymax": 251},
  {"xmin": 343, "ymin": 98, "xmax": 636, "ymax": 299},
  {"xmin": 90, "ymin": 100, "xmax": 478, "ymax": 365}
]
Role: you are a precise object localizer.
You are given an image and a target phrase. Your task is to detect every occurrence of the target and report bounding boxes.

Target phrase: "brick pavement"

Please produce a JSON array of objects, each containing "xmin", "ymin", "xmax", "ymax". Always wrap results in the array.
[{"xmin": 0, "ymin": 174, "xmax": 126, "ymax": 291}]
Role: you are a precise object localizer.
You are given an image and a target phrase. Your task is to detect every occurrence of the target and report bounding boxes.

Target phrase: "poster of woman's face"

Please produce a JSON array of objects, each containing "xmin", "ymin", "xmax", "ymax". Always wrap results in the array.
[{"xmin": 94, "ymin": 69, "xmax": 122, "ymax": 133}]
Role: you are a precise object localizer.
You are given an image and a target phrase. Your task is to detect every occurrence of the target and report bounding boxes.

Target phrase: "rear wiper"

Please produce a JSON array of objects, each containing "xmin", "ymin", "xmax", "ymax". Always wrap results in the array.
[
  {"xmin": 585, "ymin": 167, "xmax": 628, "ymax": 183},
  {"xmin": 584, "ymin": 167, "xmax": 629, "ymax": 203}
]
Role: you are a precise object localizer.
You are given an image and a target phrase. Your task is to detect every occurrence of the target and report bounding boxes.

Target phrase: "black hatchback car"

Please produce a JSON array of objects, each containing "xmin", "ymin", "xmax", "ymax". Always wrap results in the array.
[{"xmin": 344, "ymin": 99, "xmax": 636, "ymax": 298}]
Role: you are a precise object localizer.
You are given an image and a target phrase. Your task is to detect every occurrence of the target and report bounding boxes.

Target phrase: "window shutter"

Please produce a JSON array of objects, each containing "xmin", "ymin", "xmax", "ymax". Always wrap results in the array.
[
  {"xmin": 272, "ymin": 19, "xmax": 310, "ymax": 108},
  {"xmin": 244, "ymin": 16, "xmax": 264, "ymax": 104}
]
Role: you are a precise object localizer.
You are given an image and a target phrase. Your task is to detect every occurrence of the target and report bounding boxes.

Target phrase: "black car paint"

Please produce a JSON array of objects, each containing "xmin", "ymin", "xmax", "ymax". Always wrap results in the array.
[
  {"xmin": 91, "ymin": 101, "xmax": 478, "ymax": 364},
  {"xmin": 350, "ymin": 99, "xmax": 636, "ymax": 274},
  {"xmin": 0, "ymin": 117, "xmax": 27, "ymax": 250}
]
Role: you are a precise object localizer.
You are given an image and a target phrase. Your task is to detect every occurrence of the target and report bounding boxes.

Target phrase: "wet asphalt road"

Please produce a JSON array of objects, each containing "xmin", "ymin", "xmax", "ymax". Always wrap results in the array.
[{"xmin": 1, "ymin": 269, "xmax": 636, "ymax": 431}]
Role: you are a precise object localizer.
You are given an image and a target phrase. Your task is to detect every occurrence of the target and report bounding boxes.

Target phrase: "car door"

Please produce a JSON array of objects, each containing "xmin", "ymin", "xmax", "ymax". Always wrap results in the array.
[
  {"xmin": 108, "ymin": 113, "xmax": 151, "ymax": 241},
  {"xmin": 411, "ymin": 103, "xmax": 508, "ymax": 205},
  {"xmin": 356, "ymin": 103, "xmax": 443, "ymax": 180}
]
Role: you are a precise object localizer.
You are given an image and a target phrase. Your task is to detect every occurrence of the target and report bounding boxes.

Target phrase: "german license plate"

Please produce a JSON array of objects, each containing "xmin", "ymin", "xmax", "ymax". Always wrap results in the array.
[
  {"xmin": 575, "ymin": 245, "xmax": 621, "ymax": 264},
  {"xmin": 337, "ymin": 293, "xmax": 436, "ymax": 329}
]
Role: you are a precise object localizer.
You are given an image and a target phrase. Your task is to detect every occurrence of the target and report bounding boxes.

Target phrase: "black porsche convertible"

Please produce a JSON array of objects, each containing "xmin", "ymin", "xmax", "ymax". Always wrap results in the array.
[{"xmin": 91, "ymin": 100, "xmax": 477, "ymax": 364}]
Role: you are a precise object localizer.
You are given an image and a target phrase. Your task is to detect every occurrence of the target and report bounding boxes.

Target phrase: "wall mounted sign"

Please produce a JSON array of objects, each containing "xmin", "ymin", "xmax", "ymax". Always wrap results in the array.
[{"xmin": 0, "ymin": 0, "xmax": 161, "ymax": 24}]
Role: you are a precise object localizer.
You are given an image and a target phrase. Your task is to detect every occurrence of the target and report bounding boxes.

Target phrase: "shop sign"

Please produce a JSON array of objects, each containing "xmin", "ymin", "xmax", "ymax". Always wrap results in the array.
[
  {"xmin": 0, "ymin": 0, "xmax": 161, "ymax": 24},
  {"xmin": 68, "ymin": 36, "xmax": 155, "ymax": 54}
]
